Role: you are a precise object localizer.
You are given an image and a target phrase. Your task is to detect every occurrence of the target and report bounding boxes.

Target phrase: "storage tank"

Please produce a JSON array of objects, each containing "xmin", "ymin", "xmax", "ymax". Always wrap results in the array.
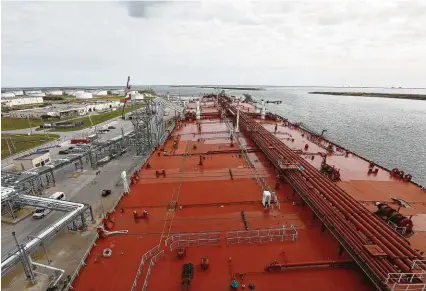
[
  {"xmin": 27, "ymin": 92, "xmax": 46, "ymax": 97},
  {"xmin": 46, "ymin": 90, "xmax": 63, "ymax": 96},
  {"xmin": 130, "ymin": 91, "xmax": 144, "ymax": 100},
  {"xmin": 75, "ymin": 92, "xmax": 93, "ymax": 99},
  {"xmin": 1, "ymin": 92, "xmax": 15, "ymax": 98},
  {"xmin": 95, "ymin": 90, "xmax": 108, "ymax": 96},
  {"xmin": 12, "ymin": 90, "xmax": 24, "ymax": 96},
  {"xmin": 26, "ymin": 90, "xmax": 42, "ymax": 95}
]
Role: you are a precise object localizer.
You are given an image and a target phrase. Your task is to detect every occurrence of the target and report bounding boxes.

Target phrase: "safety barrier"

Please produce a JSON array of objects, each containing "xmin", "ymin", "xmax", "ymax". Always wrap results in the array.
[
  {"xmin": 388, "ymin": 283, "xmax": 426, "ymax": 291},
  {"xmin": 166, "ymin": 231, "xmax": 221, "ymax": 251},
  {"xmin": 141, "ymin": 250, "xmax": 165, "ymax": 291},
  {"xmin": 386, "ymin": 260, "xmax": 426, "ymax": 291},
  {"xmin": 130, "ymin": 245, "xmax": 160, "ymax": 291},
  {"xmin": 225, "ymin": 225, "xmax": 298, "ymax": 245}
]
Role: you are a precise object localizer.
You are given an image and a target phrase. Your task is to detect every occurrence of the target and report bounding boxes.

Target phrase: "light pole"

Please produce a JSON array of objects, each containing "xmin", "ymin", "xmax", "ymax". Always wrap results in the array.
[{"xmin": 27, "ymin": 117, "xmax": 33, "ymax": 135}]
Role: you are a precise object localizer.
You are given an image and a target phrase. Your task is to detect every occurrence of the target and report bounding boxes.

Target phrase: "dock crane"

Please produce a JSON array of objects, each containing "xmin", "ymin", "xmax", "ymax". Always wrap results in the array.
[{"xmin": 121, "ymin": 76, "xmax": 131, "ymax": 119}]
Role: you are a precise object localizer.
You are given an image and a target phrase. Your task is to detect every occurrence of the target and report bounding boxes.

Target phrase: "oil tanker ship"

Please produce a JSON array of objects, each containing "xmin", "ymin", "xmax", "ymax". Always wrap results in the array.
[{"xmin": 68, "ymin": 93, "xmax": 425, "ymax": 291}]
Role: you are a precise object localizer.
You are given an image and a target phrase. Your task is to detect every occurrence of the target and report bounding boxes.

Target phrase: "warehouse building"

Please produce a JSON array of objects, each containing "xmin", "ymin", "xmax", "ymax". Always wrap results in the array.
[
  {"xmin": 1, "ymin": 96, "xmax": 44, "ymax": 107},
  {"xmin": 13, "ymin": 152, "xmax": 51, "ymax": 171},
  {"xmin": 8, "ymin": 101, "xmax": 121, "ymax": 119}
]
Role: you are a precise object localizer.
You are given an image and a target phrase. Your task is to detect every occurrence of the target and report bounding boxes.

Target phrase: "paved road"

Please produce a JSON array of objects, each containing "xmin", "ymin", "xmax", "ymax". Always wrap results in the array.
[
  {"xmin": 1, "ymin": 118, "xmax": 135, "ymax": 256},
  {"xmin": 1, "ymin": 118, "xmax": 133, "ymax": 169},
  {"xmin": 1, "ymin": 148, "xmax": 141, "ymax": 257}
]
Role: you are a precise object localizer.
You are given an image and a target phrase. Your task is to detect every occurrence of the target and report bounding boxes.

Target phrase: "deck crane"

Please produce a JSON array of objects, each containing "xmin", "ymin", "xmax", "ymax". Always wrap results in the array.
[{"xmin": 121, "ymin": 76, "xmax": 131, "ymax": 119}]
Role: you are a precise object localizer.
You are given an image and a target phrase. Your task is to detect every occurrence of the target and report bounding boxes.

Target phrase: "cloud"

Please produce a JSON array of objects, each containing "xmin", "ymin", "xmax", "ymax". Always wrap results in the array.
[{"xmin": 1, "ymin": 0, "xmax": 426, "ymax": 87}]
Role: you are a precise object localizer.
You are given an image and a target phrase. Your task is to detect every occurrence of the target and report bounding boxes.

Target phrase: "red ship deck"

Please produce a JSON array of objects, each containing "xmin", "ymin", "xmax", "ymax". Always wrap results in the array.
[{"xmin": 71, "ymin": 100, "xmax": 425, "ymax": 291}]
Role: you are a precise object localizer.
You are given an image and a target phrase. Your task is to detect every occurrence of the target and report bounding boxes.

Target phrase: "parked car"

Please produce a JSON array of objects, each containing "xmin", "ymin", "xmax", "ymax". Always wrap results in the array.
[
  {"xmin": 101, "ymin": 189, "xmax": 112, "ymax": 197},
  {"xmin": 108, "ymin": 126, "xmax": 116, "ymax": 129},
  {"xmin": 59, "ymin": 150, "xmax": 69, "ymax": 155},
  {"xmin": 33, "ymin": 208, "xmax": 51, "ymax": 219}
]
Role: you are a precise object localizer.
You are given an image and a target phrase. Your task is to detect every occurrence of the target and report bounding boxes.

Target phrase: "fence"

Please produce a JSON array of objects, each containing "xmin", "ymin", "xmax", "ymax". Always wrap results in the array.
[
  {"xmin": 225, "ymin": 225, "xmax": 298, "ymax": 245},
  {"xmin": 386, "ymin": 260, "xmax": 426, "ymax": 291},
  {"xmin": 165, "ymin": 231, "xmax": 221, "ymax": 251},
  {"xmin": 141, "ymin": 250, "xmax": 165, "ymax": 291},
  {"xmin": 130, "ymin": 245, "xmax": 160, "ymax": 291}
]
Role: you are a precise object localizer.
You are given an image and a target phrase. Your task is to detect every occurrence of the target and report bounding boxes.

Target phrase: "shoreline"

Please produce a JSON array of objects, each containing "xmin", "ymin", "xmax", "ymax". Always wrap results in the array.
[
  {"xmin": 309, "ymin": 91, "xmax": 426, "ymax": 101},
  {"xmin": 170, "ymin": 85, "xmax": 263, "ymax": 91}
]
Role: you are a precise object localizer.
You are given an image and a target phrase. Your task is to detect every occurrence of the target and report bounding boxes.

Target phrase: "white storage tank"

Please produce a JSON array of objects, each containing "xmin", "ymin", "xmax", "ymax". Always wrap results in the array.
[
  {"xmin": 95, "ymin": 90, "xmax": 108, "ymax": 96},
  {"xmin": 130, "ymin": 91, "xmax": 144, "ymax": 100},
  {"xmin": 46, "ymin": 90, "xmax": 63, "ymax": 96},
  {"xmin": 1, "ymin": 92, "xmax": 15, "ymax": 98},
  {"xmin": 26, "ymin": 90, "xmax": 42, "ymax": 95},
  {"xmin": 75, "ymin": 92, "xmax": 93, "ymax": 99},
  {"xmin": 27, "ymin": 92, "xmax": 46, "ymax": 97},
  {"xmin": 12, "ymin": 90, "xmax": 24, "ymax": 96}
]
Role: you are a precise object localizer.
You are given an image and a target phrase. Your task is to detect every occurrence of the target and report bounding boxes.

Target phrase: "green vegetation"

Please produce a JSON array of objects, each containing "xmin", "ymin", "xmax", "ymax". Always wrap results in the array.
[
  {"xmin": 1, "ymin": 134, "xmax": 60, "ymax": 159},
  {"xmin": 93, "ymin": 95, "xmax": 126, "ymax": 101},
  {"xmin": 52, "ymin": 106, "xmax": 140, "ymax": 132},
  {"xmin": 1, "ymin": 117, "xmax": 44, "ymax": 130},
  {"xmin": 138, "ymin": 88, "xmax": 157, "ymax": 95},
  {"xmin": 309, "ymin": 92, "xmax": 426, "ymax": 101}
]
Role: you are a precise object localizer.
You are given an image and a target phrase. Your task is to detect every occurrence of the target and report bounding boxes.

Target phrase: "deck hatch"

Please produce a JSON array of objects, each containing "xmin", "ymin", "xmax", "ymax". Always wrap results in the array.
[{"xmin": 363, "ymin": 244, "xmax": 387, "ymax": 257}]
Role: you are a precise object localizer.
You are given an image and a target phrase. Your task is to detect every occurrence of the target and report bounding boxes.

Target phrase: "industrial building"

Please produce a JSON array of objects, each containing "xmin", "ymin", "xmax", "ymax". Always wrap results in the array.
[
  {"xmin": 1, "ymin": 96, "xmax": 44, "ymax": 108},
  {"xmin": 13, "ymin": 152, "xmax": 51, "ymax": 171},
  {"xmin": 8, "ymin": 101, "xmax": 121, "ymax": 119}
]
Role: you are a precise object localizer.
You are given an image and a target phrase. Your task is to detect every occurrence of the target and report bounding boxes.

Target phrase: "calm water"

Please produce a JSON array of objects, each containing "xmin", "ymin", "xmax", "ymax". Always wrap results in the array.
[{"xmin": 154, "ymin": 86, "xmax": 426, "ymax": 185}]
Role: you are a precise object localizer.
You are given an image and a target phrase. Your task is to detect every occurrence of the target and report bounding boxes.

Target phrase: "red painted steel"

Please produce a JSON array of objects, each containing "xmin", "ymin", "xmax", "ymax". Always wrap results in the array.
[{"xmin": 220, "ymin": 98, "xmax": 425, "ymax": 286}]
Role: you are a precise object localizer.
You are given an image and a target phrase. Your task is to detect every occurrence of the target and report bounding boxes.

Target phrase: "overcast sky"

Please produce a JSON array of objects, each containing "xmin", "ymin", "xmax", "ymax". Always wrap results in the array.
[{"xmin": 1, "ymin": 1, "xmax": 426, "ymax": 88}]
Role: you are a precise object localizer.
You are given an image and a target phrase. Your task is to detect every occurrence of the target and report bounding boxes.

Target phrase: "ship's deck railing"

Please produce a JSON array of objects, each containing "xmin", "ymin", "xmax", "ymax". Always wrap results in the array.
[
  {"xmin": 165, "ymin": 231, "xmax": 221, "ymax": 251},
  {"xmin": 412, "ymin": 260, "xmax": 426, "ymax": 272},
  {"xmin": 385, "ymin": 273, "xmax": 425, "ymax": 284},
  {"xmin": 141, "ymin": 250, "xmax": 165, "ymax": 291},
  {"xmin": 387, "ymin": 220, "xmax": 408, "ymax": 235},
  {"xmin": 64, "ymin": 233, "xmax": 99, "ymax": 291},
  {"xmin": 385, "ymin": 261, "xmax": 426, "ymax": 291},
  {"xmin": 225, "ymin": 225, "xmax": 298, "ymax": 245},
  {"xmin": 165, "ymin": 231, "xmax": 220, "ymax": 246},
  {"xmin": 169, "ymin": 238, "xmax": 221, "ymax": 251},
  {"xmin": 130, "ymin": 245, "xmax": 160, "ymax": 291},
  {"xmin": 388, "ymin": 283, "xmax": 426, "ymax": 291}
]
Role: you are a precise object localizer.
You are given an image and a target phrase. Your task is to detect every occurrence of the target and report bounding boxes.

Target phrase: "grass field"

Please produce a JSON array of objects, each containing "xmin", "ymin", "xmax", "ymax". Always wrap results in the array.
[
  {"xmin": 1, "ymin": 134, "xmax": 60, "ymax": 159},
  {"xmin": 1, "ymin": 117, "xmax": 44, "ymax": 130},
  {"xmin": 52, "ymin": 106, "xmax": 140, "ymax": 132}
]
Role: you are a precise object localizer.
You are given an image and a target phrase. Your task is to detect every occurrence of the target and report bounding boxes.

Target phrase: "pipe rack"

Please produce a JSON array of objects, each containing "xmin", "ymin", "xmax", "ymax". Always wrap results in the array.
[
  {"xmin": 1, "ymin": 192, "xmax": 93, "ymax": 276},
  {"xmin": 219, "ymin": 98, "xmax": 425, "ymax": 290}
]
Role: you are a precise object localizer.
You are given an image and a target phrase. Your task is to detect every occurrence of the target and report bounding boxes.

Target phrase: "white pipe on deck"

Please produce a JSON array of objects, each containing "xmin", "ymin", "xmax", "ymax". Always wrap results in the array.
[{"xmin": 261, "ymin": 100, "xmax": 266, "ymax": 120}]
